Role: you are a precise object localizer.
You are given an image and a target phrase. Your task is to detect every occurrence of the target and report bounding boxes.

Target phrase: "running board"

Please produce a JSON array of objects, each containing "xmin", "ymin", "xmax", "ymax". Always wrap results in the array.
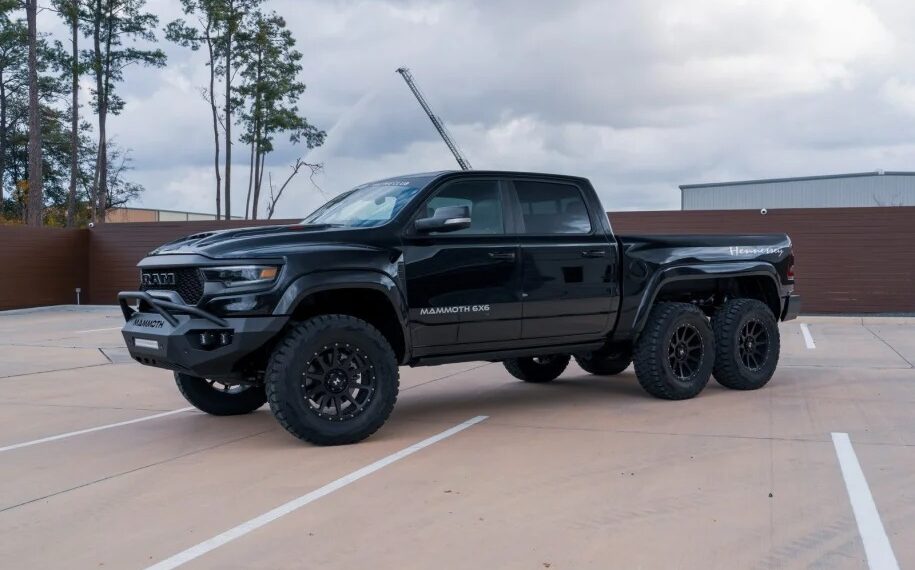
[{"xmin": 411, "ymin": 340, "xmax": 605, "ymax": 367}]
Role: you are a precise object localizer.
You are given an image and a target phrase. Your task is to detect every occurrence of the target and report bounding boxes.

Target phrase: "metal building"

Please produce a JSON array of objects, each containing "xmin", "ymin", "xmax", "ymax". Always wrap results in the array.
[{"xmin": 680, "ymin": 171, "xmax": 915, "ymax": 210}]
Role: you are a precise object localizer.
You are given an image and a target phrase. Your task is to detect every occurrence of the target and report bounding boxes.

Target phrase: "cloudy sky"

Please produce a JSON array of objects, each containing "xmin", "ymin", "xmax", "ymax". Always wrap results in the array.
[{"xmin": 38, "ymin": 0, "xmax": 915, "ymax": 217}]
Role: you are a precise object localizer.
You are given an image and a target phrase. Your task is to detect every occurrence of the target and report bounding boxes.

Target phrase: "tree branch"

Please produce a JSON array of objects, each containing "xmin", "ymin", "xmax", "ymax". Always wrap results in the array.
[{"xmin": 265, "ymin": 157, "xmax": 323, "ymax": 219}]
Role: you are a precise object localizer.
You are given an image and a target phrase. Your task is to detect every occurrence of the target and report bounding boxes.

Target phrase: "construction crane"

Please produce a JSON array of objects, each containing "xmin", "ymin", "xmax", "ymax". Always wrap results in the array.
[{"xmin": 395, "ymin": 67, "xmax": 472, "ymax": 171}]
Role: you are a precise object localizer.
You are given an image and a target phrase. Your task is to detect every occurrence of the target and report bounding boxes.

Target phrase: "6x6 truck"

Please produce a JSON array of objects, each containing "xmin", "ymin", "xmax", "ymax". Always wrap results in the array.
[{"xmin": 120, "ymin": 171, "xmax": 800, "ymax": 445}]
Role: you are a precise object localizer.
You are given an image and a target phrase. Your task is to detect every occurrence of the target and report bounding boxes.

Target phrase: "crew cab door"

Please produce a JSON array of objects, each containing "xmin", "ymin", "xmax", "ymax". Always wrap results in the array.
[
  {"xmin": 509, "ymin": 178, "xmax": 619, "ymax": 339},
  {"xmin": 402, "ymin": 179, "xmax": 522, "ymax": 348}
]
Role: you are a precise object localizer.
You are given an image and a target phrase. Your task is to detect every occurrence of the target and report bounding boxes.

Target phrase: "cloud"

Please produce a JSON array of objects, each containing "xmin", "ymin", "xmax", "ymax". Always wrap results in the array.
[{"xmin": 36, "ymin": 0, "xmax": 914, "ymax": 218}]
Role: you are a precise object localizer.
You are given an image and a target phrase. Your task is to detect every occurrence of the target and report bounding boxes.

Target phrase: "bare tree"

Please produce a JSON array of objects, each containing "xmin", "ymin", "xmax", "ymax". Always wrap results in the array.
[
  {"xmin": 264, "ymin": 157, "xmax": 322, "ymax": 220},
  {"xmin": 167, "ymin": 0, "xmax": 225, "ymax": 220},
  {"xmin": 25, "ymin": 0, "xmax": 42, "ymax": 225}
]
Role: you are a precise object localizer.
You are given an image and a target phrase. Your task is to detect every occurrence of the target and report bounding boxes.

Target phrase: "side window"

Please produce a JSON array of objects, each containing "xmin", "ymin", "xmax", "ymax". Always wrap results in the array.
[
  {"xmin": 514, "ymin": 180, "xmax": 592, "ymax": 234},
  {"xmin": 423, "ymin": 180, "xmax": 504, "ymax": 235}
]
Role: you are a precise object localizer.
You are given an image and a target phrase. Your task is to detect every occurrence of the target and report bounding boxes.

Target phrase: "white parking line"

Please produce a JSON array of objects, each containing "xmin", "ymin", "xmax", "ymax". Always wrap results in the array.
[
  {"xmin": 147, "ymin": 415, "xmax": 489, "ymax": 570},
  {"xmin": 0, "ymin": 407, "xmax": 195, "ymax": 453},
  {"xmin": 832, "ymin": 432, "xmax": 899, "ymax": 570},
  {"xmin": 75, "ymin": 326, "xmax": 122, "ymax": 334},
  {"xmin": 800, "ymin": 323, "xmax": 816, "ymax": 349}
]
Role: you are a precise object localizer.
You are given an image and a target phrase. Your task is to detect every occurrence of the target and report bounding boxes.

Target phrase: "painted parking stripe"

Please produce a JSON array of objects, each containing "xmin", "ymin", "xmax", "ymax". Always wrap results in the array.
[
  {"xmin": 75, "ymin": 326, "xmax": 122, "ymax": 334},
  {"xmin": 832, "ymin": 432, "xmax": 900, "ymax": 570},
  {"xmin": 0, "ymin": 407, "xmax": 195, "ymax": 453},
  {"xmin": 800, "ymin": 323, "xmax": 816, "ymax": 349},
  {"xmin": 147, "ymin": 415, "xmax": 489, "ymax": 570}
]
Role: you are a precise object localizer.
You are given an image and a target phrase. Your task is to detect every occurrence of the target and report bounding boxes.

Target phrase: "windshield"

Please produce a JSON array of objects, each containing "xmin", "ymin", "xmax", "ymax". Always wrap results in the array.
[{"xmin": 301, "ymin": 179, "xmax": 425, "ymax": 227}]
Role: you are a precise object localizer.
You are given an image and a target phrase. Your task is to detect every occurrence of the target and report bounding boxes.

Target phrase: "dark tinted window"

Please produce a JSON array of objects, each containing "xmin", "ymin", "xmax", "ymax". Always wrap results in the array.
[
  {"xmin": 515, "ymin": 181, "xmax": 592, "ymax": 234},
  {"xmin": 423, "ymin": 180, "xmax": 504, "ymax": 235}
]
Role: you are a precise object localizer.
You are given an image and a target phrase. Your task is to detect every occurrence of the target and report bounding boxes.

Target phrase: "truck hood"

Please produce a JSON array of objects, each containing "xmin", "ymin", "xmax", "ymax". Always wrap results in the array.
[{"xmin": 150, "ymin": 223, "xmax": 370, "ymax": 258}]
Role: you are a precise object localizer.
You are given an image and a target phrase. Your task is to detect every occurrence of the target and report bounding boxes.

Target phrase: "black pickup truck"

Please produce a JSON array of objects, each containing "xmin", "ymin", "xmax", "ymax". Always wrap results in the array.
[{"xmin": 120, "ymin": 171, "xmax": 800, "ymax": 445}]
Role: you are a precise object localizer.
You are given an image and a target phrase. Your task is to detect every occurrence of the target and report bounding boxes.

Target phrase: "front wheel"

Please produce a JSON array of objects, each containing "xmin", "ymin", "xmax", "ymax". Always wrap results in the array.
[
  {"xmin": 265, "ymin": 315, "xmax": 399, "ymax": 446},
  {"xmin": 633, "ymin": 302, "xmax": 715, "ymax": 400},
  {"xmin": 503, "ymin": 355, "xmax": 571, "ymax": 383},
  {"xmin": 174, "ymin": 373, "xmax": 267, "ymax": 416}
]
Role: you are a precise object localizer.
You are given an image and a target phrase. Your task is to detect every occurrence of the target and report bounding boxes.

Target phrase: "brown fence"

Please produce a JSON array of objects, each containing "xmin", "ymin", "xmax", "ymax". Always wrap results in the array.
[
  {"xmin": 2, "ymin": 206, "xmax": 914, "ymax": 313},
  {"xmin": 88, "ymin": 219, "xmax": 290, "ymax": 306},
  {"xmin": 0, "ymin": 225, "xmax": 88, "ymax": 310},
  {"xmin": 607, "ymin": 207, "xmax": 915, "ymax": 313}
]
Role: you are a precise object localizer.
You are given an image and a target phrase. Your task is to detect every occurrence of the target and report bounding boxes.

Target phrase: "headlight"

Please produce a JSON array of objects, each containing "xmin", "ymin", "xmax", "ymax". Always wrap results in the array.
[{"xmin": 202, "ymin": 265, "xmax": 279, "ymax": 287}]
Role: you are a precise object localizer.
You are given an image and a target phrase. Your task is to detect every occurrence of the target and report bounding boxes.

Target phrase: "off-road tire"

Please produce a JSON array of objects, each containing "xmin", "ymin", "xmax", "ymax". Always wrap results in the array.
[
  {"xmin": 712, "ymin": 298, "xmax": 780, "ymax": 390},
  {"xmin": 174, "ymin": 373, "xmax": 267, "ymax": 416},
  {"xmin": 633, "ymin": 302, "xmax": 715, "ymax": 400},
  {"xmin": 503, "ymin": 355, "xmax": 571, "ymax": 383},
  {"xmin": 574, "ymin": 349, "xmax": 632, "ymax": 376},
  {"xmin": 265, "ymin": 314, "xmax": 399, "ymax": 446}
]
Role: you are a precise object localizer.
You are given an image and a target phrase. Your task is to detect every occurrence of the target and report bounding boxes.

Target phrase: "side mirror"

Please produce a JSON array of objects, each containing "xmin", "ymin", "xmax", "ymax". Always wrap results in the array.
[{"xmin": 414, "ymin": 205, "xmax": 471, "ymax": 233}]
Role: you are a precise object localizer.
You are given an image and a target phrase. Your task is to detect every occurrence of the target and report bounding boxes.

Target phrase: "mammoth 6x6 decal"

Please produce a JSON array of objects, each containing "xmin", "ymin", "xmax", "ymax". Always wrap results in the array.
[{"xmin": 419, "ymin": 305, "xmax": 491, "ymax": 316}]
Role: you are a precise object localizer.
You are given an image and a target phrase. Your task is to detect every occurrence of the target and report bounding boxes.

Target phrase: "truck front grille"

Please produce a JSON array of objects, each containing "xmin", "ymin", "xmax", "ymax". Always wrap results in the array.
[{"xmin": 140, "ymin": 267, "xmax": 204, "ymax": 304}]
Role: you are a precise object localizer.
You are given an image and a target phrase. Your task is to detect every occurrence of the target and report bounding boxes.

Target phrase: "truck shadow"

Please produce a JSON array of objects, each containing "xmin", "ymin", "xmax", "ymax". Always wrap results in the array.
[{"xmin": 393, "ymin": 370, "xmax": 728, "ymax": 426}]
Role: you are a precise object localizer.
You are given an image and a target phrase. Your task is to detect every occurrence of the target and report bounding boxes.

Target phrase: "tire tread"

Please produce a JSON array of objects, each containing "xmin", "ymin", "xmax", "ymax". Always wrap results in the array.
[{"xmin": 265, "ymin": 314, "xmax": 399, "ymax": 445}]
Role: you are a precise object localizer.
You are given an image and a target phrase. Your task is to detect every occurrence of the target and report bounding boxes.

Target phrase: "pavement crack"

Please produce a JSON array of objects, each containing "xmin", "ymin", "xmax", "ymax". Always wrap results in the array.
[
  {"xmin": 0, "ymin": 429, "xmax": 274, "ymax": 514},
  {"xmin": 863, "ymin": 325, "xmax": 914, "ymax": 368},
  {"xmin": 0, "ymin": 362, "xmax": 113, "ymax": 380},
  {"xmin": 98, "ymin": 348, "xmax": 113, "ymax": 364},
  {"xmin": 402, "ymin": 362, "xmax": 495, "ymax": 392}
]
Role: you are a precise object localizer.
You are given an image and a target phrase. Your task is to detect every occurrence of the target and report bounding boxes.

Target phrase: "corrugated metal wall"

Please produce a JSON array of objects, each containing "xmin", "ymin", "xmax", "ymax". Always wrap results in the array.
[{"xmin": 682, "ymin": 173, "xmax": 915, "ymax": 210}]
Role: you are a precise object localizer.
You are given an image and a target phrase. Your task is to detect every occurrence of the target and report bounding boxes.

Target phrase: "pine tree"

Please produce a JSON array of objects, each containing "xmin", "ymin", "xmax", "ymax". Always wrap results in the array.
[
  {"xmin": 82, "ymin": 0, "xmax": 165, "ymax": 223},
  {"xmin": 236, "ymin": 11, "xmax": 324, "ymax": 220}
]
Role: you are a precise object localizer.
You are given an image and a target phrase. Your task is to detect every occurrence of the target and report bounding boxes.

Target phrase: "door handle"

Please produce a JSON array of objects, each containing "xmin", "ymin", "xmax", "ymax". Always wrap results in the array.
[
  {"xmin": 488, "ymin": 251, "xmax": 516, "ymax": 260},
  {"xmin": 581, "ymin": 250, "xmax": 606, "ymax": 258}
]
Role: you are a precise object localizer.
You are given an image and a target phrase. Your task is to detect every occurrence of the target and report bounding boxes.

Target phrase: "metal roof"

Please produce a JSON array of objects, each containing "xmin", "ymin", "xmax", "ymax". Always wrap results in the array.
[{"xmin": 679, "ymin": 171, "xmax": 915, "ymax": 191}]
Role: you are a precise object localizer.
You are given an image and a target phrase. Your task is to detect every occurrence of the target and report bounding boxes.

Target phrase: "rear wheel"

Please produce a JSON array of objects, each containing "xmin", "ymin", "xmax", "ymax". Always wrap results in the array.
[
  {"xmin": 503, "ymin": 355, "xmax": 571, "ymax": 383},
  {"xmin": 633, "ymin": 302, "xmax": 715, "ymax": 400},
  {"xmin": 574, "ymin": 349, "xmax": 632, "ymax": 376},
  {"xmin": 174, "ymin": 373, "xmax": 267, "ymax": 416},
  {"xmin": 712, "ymin": 298, "xmax": 780, "ymax": 390},
  {"xmin": 265, "ymin": 315, "xmax": 399, "ymax": 446}
]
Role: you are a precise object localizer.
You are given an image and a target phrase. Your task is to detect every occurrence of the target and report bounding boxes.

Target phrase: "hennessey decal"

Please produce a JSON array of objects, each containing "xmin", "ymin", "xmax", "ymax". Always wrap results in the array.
[{"xmin": 728, "ymin": 246, "xmax": 783, "ymax": 256}]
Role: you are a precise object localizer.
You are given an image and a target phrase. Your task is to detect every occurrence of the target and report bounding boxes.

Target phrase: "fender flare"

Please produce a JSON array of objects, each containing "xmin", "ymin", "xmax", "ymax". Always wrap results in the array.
[
  {"xmin": 272, "ymin": 269, "xmax": 411, "ymax": 357},
  {"xmin": 632, "ymin": 262, "xmax": 782, "ymax": 336}
]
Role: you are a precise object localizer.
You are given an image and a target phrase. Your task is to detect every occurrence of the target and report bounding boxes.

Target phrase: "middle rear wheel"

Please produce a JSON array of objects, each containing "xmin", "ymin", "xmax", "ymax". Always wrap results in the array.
[
  {"xmin": 633, "ymin": 302, "xmax": 715, "ymax": 400},
  {"xmin": 503, "ymin": 354, "xmax": 571, "ymax": 383},
  {"xmin": 574, "ymin": 349, "xmax": 632, "ymax": 376}
]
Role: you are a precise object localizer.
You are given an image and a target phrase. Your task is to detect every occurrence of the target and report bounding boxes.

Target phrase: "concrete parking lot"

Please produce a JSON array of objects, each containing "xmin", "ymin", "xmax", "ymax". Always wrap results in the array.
[{"xmin": 0, "ymin": 307, "xmax": 912, "ymax": 569}]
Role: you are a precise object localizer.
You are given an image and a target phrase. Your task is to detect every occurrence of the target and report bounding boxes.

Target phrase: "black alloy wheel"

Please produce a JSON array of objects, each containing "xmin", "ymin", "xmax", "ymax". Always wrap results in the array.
[
  {"xmin": 174, "ymin": 372, "xmax": 267, "ymax": 416},
  {"xmin": 265, "ymin": 314, "xmax": 399, "ymax": 445},
  {"xmin": 667, "ymin": 323, "xmax": 704, "ymax": 381},
  {"xmin": 503, "ymin": 354, "xmax": 571, "ymax": 383},
  {"xmin": 711, "ymin": 298, "xmax": 780, "ymax": 390},
  {"xmin": 737, "ymin": 318, "xmax": 770, "ymax": 371},
  {"xmin": 301, "ymin": 342, "xmax": 376, "ymax": 422},
  {"xmin": 633, "ymin": 302, "xmax": 715, "ymax": 400}
]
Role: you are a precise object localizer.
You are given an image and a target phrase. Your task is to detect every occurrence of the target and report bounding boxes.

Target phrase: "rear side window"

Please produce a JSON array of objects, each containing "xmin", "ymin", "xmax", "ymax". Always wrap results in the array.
[
  {"xmin": 423, "ymin": 180, "xmax": 504, "ymax": 235},
  {"xmin": 514, "ymin": 181, "xmax": 592, "ymax": 234}
]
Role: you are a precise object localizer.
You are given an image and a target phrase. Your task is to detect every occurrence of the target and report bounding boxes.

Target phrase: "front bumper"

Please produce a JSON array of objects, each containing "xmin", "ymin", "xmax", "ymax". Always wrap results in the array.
[
  {"xmin": 119, "ymin": 291, "xmax": 287, "ymax": 380},
  {"xmin": 781, "ymin": 293, "xmax": 801, "ymax": 321}
]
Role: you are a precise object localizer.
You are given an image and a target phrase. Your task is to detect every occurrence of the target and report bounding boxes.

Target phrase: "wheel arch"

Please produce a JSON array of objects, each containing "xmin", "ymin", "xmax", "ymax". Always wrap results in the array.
[
  {"xmin": 273, "ymin": 270, "xmax": 410, "ymax": 363},
  {"xmin": 633, "ymin": 263, "xmax": 782, "ymax": 337}
]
